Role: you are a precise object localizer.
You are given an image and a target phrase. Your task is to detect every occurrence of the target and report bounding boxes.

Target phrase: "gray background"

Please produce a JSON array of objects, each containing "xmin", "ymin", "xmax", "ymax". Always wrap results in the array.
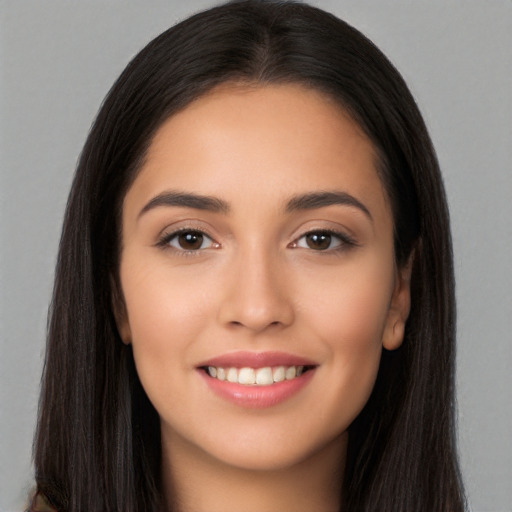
[{"xmin": 0, "ymin": 1, "xmax": 510, "ymax": 511}]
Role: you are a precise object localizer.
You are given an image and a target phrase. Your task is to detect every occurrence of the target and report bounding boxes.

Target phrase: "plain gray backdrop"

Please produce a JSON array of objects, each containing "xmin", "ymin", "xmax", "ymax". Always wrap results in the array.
[{"xmin": 0, "ymin": 1, "xmax": 511, "ymax": 511}]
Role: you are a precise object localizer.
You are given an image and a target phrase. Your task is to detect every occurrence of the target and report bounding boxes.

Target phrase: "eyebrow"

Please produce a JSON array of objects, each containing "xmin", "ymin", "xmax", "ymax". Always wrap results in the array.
[
  {"xmin": 285, "ymin": 191, "xmax": 372, "ymax": 220},
  {"xmin": 138, "ymin": 189, "xmax": 371, "ymax": 220},
  {"xmin": 139, "ymin": 191, "xmax": 230, "ymax": 218}
]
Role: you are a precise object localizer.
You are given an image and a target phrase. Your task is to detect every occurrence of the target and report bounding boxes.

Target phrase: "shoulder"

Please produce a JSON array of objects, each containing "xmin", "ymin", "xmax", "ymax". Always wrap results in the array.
[{"xmin": 27, "ymin": 492, "xmax": 58, "ymax": 512}]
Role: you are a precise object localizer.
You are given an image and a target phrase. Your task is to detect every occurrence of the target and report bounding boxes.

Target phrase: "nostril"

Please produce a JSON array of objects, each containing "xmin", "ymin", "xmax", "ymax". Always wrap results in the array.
[{"xmin": 228, "ymin": 319, "xmax": 283, "ymax": 331}]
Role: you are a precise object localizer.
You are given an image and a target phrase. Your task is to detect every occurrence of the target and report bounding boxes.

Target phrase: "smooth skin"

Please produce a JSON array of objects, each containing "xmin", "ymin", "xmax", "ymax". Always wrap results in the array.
[{"xmin": 116, "ymin": 83, "xmax": 412, "ymax": 512}]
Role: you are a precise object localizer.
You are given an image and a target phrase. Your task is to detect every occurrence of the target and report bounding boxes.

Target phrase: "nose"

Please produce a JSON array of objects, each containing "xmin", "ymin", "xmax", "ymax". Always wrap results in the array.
[{"xmin": 217, "ymin": 248, "xmax": 294, "ymax": 334}]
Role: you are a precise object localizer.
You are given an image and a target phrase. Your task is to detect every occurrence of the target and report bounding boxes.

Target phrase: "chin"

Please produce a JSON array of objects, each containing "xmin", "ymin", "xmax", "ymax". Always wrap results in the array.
[{"xmin": 189, "ymin": 426, "xmax": 349, "ymax": 473}]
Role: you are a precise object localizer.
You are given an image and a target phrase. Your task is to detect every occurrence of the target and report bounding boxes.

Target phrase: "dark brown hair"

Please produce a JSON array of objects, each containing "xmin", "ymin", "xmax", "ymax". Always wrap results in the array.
[{"xmin": 34, "ymin": 1, "xmax": 466, "ymax": 510}]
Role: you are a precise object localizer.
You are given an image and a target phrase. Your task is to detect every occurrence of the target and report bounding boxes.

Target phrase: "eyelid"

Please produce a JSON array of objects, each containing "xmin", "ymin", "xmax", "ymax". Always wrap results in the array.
[
  {"xmin": 290, "ymin": 228, "xmax": 358, "ymax": 251},
  {"xmin": 157, "ymin": 226, "xmax": 220, "ymax": 253},
  {"xmin": 155, "ymin": 223, "xmax": 358, "ymax": 254}
]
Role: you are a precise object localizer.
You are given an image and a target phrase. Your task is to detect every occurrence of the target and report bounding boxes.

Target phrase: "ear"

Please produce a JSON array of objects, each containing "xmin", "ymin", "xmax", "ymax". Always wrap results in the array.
[
  {"xmin": 382, "ymin": 253, "xmax": 414, "ymax": 351},
  {"xmin": 111, "ymin": 276, "xmax": 132, "ymax": 345}
]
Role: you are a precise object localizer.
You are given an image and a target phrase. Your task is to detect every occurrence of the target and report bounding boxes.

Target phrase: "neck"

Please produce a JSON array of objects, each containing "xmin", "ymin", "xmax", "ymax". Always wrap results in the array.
[{"xmin": 161, "ymin": 429, "xmax": 346, "ymax": 512}]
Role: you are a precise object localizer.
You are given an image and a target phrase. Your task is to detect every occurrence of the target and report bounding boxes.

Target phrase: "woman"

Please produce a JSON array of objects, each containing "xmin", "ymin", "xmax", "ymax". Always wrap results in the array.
[{"xmin": 30, "ymin": 1, "xmax": 466, "ymax": 510}]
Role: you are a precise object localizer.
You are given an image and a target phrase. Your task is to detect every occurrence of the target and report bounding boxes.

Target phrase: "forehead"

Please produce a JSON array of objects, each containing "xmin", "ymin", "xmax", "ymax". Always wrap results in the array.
[{"xmin": 124, "ymin": 83, "xmax": 390, "ymax": 223}]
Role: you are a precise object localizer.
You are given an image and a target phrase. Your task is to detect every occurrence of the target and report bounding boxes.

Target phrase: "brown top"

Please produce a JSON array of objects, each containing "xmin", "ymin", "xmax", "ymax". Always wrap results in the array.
[{"xmin": 27, "ymin": 493, "xmax": 57, "ymax": 512}]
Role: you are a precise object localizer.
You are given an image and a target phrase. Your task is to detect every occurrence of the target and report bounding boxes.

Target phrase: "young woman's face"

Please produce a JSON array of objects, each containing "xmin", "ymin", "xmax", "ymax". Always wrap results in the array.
[{"xmin": 117, "ymin": 84, "xmax": 410, "ymax": 472}]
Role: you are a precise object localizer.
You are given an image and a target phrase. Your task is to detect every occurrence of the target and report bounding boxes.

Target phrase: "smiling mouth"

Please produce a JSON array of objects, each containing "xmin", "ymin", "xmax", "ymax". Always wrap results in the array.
[{"xmin": 201, "ymin": 365, "xmax": 315, "ymax": 386}]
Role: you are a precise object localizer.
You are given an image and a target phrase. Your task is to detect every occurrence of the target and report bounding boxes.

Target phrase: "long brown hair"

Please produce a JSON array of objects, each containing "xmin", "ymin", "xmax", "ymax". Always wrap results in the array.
[{"xmin": 34, "ymin": 1, "xmax": 466, "ymax": 510}]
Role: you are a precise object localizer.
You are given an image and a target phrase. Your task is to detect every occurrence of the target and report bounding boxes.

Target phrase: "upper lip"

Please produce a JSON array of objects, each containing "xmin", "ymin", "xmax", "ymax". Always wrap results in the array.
[{"xmin": 197, "ymin": 351, "xmax": 318, "ymax": 368}]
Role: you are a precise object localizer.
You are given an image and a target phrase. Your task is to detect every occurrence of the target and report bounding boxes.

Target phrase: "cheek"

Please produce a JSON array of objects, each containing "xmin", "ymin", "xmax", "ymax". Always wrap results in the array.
[
  {"xmin": 298, "ymin": 254, "xmax": 394, "ymax": 346},
  {"xmin": 121, "ymin": 255, "xmax": 214, "ymax": 335},
  {"xmin": 119, "ymin": 258, "xmax": 216, "ymax": 390},
  {"xmin": 296, "ymin": 257, "xmax": 394, "ymax": 412}
]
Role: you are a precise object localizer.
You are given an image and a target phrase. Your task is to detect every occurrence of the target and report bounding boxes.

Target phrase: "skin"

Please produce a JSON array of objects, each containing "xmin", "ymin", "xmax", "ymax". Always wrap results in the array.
[{"xmin": 116, "ymin": 83, "xmax": 412, "ymax": 512}]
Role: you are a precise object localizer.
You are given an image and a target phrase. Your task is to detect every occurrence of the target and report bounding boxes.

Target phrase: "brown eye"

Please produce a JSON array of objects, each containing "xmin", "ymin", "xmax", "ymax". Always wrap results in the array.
[
  {"xmin": 294, "ymin": 230, "xmax": 348, "ymax": 251},
  {"xmin": 178, "ymin": 232, "xmax": 203, "ymax": 250},
  {"xmin": 305, "ymin": 232, "xmax": 333, "ymax": 250},
  {"xmin": 167, "ymin": 230, "xmax": 215, "ymax": 251}
]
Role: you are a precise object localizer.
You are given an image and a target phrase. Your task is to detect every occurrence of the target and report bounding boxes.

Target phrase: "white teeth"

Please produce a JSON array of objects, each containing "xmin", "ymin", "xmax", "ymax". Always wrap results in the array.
[
  {"xmin": 226, "ymin": 367, "xmax": 238, "ymax": 383},
  {"xmin": 273, "ymin": 366, "xmax": 285, "ymax": 382},
  {"xmin": 206, "ymin": 365, "xmax": 309, "ymax": 386},
  {"xmin": 285, "ymin": 366, "xmax": 296, "ymax": 380},
  {"xmin": 238, "ymin": 367, "xmax": 256, "ymax": 385},
  {"xmin": 255, "ymin": 367, "xmax": 273, "ymax": 385}
]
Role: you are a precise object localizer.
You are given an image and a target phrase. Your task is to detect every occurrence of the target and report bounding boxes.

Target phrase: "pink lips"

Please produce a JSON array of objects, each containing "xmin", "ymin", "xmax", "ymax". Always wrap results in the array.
[
  {"xmin": 198, "ymin": 350, "xmax": 316, "ymax": 369},
  {"xmin": 197, "ymin": 351, "xmax": 317, "ymax": 409}
]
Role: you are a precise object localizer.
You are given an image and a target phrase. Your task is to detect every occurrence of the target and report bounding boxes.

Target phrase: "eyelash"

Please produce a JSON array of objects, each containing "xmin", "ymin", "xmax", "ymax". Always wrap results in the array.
[
  {"xmin": 156, "ymin": 228, "xmax": 358, "ymax": 256},
  {"xmin": 157, "ymin": 228, "xmax": 218, "ymax": 256},
  {"xmin": 292, "ymin": 229, "xmax": 358, "ymax": 253}
]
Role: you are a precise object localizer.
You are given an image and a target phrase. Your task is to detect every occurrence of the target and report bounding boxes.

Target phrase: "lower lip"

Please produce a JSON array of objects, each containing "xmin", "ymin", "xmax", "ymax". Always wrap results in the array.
[{"xmin": 199, "ymin": 369, "xmax": 315, "ymax": 409}]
